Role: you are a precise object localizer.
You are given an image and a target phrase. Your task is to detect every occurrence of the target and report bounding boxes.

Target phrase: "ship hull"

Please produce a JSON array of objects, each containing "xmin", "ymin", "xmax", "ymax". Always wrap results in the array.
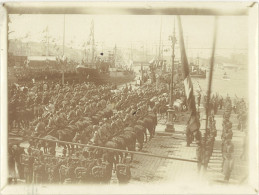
[
  {"xmin": 77, "ymin": 67, "xmax": 135, "ymax": 84},
  {"xmin": 10, "ymin": 67, "xmax": 135, "ymax": 85},
  {"xmin": 190, "ymin": 74, "xmax": 206, "ymax": 79}
]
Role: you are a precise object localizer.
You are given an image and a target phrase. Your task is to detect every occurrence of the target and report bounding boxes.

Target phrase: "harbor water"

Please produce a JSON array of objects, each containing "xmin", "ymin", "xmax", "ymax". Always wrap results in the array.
[{"xmin": 132, "ymin": 65, "xmax": 249, "ymax": 100}]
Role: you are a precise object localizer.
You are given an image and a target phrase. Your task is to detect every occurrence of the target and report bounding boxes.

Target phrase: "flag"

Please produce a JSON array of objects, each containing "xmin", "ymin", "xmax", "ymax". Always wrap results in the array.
[{"xmin": 177, "ymin": 16, "xmax": 200, "ymax": 132}]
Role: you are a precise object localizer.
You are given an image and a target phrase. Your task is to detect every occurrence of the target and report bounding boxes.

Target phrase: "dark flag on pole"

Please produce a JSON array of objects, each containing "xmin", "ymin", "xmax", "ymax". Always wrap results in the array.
[{"xmin": 177, "ymin": 16, "xmax": 200, "ymax": 133}]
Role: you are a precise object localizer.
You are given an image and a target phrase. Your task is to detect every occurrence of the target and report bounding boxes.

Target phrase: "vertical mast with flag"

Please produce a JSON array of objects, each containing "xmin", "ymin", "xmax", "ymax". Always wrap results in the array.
[
  {"xmin": 177, "ymin": 16, "xmax": 200, "ymax": 145},
  {"xmin": 114, "ymin": 44, "xmax": 117, "ymax": 67},
  {"xmin": 205, "ymin": 17, "xmax": 218, "ymax": 150},
  {"xmin": 90, "ymin": 20, "xmax": 95, "ymax": 66},
  {"xmin": 158, "ymin": 17, "xmax": 162, "ymax": 62},
  {"xmin": 165, "ymin": 17, "xmax": 176, "ymax": 132},
  {"xmin": 62, "ymin": 14, "xmax": 66, "ymax": 85}
]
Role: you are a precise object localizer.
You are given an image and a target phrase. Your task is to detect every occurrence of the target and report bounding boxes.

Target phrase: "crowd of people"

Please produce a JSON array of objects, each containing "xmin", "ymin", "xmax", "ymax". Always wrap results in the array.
[
  {"xmin": 192, "ymin": 93, "xmax": 248, "ymax": 182},
  {"xmin": 8, "ymin": 66, "xmax": 248, "ymax": 184},
  {"xmin": 8, "ymin": 76, "xmax": 189, "ymax": 184},
  {"xmin": 9, "ymin": 68, "xmax": 81, "ymax": 84},
  {"xmin": 235, "ymin": 98, "xmax": 247, "ymax": 132},
  {"xmin": 195, "ymin": 113, "xmax": 217, "ymax": 172},
  {"xmin": 221, "ymin": 97, "xmax": 235, "ymax": 181}
]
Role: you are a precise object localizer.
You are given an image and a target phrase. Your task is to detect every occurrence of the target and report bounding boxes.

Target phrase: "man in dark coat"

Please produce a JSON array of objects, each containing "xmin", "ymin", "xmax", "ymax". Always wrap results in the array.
[
  {"xmin": 13, "ymin": 145, "xmax": 25, "ymax": 179},
  {"xmin": 222, "ymin": 139, "xmax": 234, "ymax": 182},
  {"xmin": 24, "ymin": 148, "xmax": 34, "ymax": 183}
]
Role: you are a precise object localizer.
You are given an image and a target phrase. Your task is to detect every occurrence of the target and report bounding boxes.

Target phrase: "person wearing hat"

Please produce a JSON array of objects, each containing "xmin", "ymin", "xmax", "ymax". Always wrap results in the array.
[
  {"xmin": 35, "ymin": 118, "xmax": 46, "ymax": 136},
  {"xmin": 33, "ymin": 93, "xmax": 41, "ymax": 117},
  {"xmin": 8, "ymin": 146, "xmax": 16, "ymax": 182},
  {"xmin": 23, "ymin": 148, "xmax": 34, "ymax": 184},
  {"xmin": 221, "ymin": 117, "xmax": 233, "ymax": 169},
  {"xmin": 13, "ymin": 145, "xmax": 25, "ymax": 179},
  {"xmin": 195, "ymin": 131, "xmax": 204, "ymax": 173},
  {"xmin": 222, "ymin": 138, "xmax": 234, "ymax": 182},
  {"xmin": 33, "ymin": 158, "xmax": 44, "ymax": 184},
  {"xmin": 90, "ymin": 130, "xmax": 99, "ymax": 146}
]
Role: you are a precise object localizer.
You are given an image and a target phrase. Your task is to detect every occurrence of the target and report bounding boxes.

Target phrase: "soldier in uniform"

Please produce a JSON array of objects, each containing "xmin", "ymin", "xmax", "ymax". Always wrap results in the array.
[
  {"xmin": 197, "ymin": 92, "xmax": 201, "ymax": 107},
  {"xmin": 208, "ymin": 123, "xmax": 217, "ymax": 158},
  {"xmin": 222, "ymin": 138, "xmax": 234, "ymax": 182},
  {"xmin": 13, "ymin": 145, "xmax": 25, "ymax": 179},
  {"xmin": 221, "ymin": 116, "xmax": 233, "ymax": 172},
  {"xmin": 186, "ymin": 125, "xmax": 193, "ymax": 147},
  {"xmin": 186, "ymin": 113, "xmax": 200, "ymax": 147},
  {"xmin": 123, "ymin": 113, "xmax": 132, "ymax": 127},
  {"xmin": 202, "ymin": 139, "xmax": 210, "ymax": 171},
  {"xmin": 34, "ymin": 117, "xmax": 46, "ymax": 136},
  {"xmin": 195, "ymin": 131, "xmax": 203, "ymax": 172},
  {"xmin": 8, "ymin": 146, "xmax": 16, "ymax": 183},
  {"xmin": 116, "ymin": 158, "xmax": 131, "ymax": 184},
  {"xmin": 203, "ymin": 132, "xmax": 215, "ymax": 171},
  {"xmin": 33, "ymin": 158, "xmax": 45, "ymax": 184},
  {"xmin": 24, "ymin": 148, "xmax": 34, "ymax": 184}
]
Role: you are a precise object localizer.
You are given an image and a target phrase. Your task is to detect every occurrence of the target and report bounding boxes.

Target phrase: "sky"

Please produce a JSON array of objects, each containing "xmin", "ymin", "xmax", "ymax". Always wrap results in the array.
[{"xmin": 8, "ymin": 14, "xmax": 248, "ymax": 58}]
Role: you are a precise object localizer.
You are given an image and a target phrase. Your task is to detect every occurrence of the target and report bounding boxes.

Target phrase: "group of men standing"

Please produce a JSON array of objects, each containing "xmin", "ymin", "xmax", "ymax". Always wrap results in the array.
[
  {"xmin": 8, "ymin": 79, "xmax": 165, "ymax": 184},
  {"xmin": 221, "ymin": 97, "xmax": 235, "ymax": 182},
  {"xmin": 193, "ymin": 94, "xmax": 247, "ymax": 183},
  {"xmin": 195, "ymin": 113, "xmax": 217, "ymax": 173}
]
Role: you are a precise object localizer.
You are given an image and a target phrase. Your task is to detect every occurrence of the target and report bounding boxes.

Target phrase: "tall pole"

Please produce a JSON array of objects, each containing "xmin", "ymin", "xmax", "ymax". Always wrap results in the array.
[
  {"xmin": 145, "ymin": 42, "xmax": 147, "ymax": 62},
  {"xmin": 165, "ymin": 17, "xmax": 176, "ymax": 132},
  {"xmin": 205, "ymin": 17, "xmax": 218, "ymax": 147},
  {"xmin": 91, "ymin": 20, "xmax": 95, "ymax": 65},
  {"xmin": 63, "ymin": 15, "xmax": 65, "ymax": 57},
  {"xmin": 62, "ymin": 14, "xmax": 65, "ymax": 85},
  {"xmin": 158, "ymin": 17, "xmax": 162, "ymax": 61},
  {"xmin": 47, "ymin": 28, "xmax": 49, "ymax": 56},
  {"xmin": 203, "ymin": 17, "xmax": 218, "ymax": 172},
  {"xmin": 186, "ymin": 34, "xmax": 188, "ymax": 58},
  {"xmin": 114, "ymin": 44, "xmax": 117, "ymax": 67},
  {"xmin": 130, "ymin": 42, "xmax": 133, "ymax": 61}
]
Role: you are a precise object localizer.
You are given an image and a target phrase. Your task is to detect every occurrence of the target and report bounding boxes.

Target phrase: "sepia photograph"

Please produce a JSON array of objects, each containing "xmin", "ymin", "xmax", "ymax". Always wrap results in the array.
[{"xmin": 0, "ymin": 2, "xmax": 258, "ymax": 194}]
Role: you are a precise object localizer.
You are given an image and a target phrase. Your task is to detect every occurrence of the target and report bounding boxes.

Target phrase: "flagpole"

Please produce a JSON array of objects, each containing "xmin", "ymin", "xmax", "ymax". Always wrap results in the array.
[
  {"xmin": 63, "ymin": 15, "xmax": 65, "ymax": 57},
  {"xmin": 62, "ymin": 14, "xmax": 65, "ymax": 85},
  {"xmin": 47, "ymin": 27, "xmax": 49, "ymax": 56},
  {"xmin": 165, "ymin": 16, "xmax": 176, "ymax": 132},
  {"xmin": 204, "ymin": 17, "xmax": 218, "ymax": 170},
  {"xmin": 205, "ymin": 17, "xmax": 218, "ymax": 136},
  {"xmin": 158, "ymin": 16, "xmax": 162, "ymax": 61}
]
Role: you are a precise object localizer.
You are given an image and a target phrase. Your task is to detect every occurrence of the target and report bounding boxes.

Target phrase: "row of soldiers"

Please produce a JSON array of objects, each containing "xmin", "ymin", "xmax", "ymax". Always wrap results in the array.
[
  {"xmin": 221, "ymin": 97, "xmax": 234, "ymax": 182},
  {"xmin": 235, "ymin": 98, "xmax": 247, "ymax": 132},
  {"xmin": 13, "ymin": 145, "xmax": 131, "ymax": 185},
  {"xmin": 196, "ymin": 114, "xmax": 217, "ymax": 172},
  {"xmin": 194, "ymin": 96, "xmax": 235, "ymax": 175},
  {"xmin": 8, "ymin": 82, "xmax": 163, "ymax": 184}
]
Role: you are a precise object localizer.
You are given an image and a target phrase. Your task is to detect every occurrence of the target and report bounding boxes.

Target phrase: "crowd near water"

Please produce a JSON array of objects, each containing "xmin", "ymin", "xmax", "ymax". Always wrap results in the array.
[
  {"xmin": 8, "ymin": 73, "xmax": 189, "ymax": 184},
  {"xmin": 7, "ymin": 67, "xmax": 248, "ymax": 184}
]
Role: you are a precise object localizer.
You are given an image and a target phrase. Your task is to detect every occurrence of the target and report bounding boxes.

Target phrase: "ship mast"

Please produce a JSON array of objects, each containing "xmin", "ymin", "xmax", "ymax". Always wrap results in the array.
[
  {"xmin": 43, "ymin": 26, "xmax": 50, "ymax": 56},
  {"xmin": 47, "ymin": 27, "xmax": 49, "ymax": 56},
  {"xmin": 90, "ymin": 20, "xmax": 95, "ymax": 65},
  {"xmin": 114, "ymin": 44, "xmax": 117, "ymax": 67},
  {"xmin": 131, "ymin": 42, "xmax": 133, "ymax": 61},
  {"xmin": 197, "ymin": 53, "xmax": 200, "ymax": 69},
  {"xmin": 62, "ymin": 15, "xmax": 65, "ymax": 57},
  {"xmin": 130, "ymin": 42, "xmax": 133, "ymax": 69},
  {"xmin": 62, "ymin": 14, "xmax": 66, "ymax": 85},
  {"xmin": 158, "ymin": 17, "xmax": 162, "ymax": 61}
]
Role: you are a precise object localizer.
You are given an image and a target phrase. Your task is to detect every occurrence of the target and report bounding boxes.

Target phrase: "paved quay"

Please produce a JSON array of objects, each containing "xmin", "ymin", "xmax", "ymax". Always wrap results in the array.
[
  {"xmin": 9, "ymin": 110, "xmax": 249, "ymax": 187},
  {"xmin": 129, "ymin": 111, "xmax": 248, "ymax": 186}
]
